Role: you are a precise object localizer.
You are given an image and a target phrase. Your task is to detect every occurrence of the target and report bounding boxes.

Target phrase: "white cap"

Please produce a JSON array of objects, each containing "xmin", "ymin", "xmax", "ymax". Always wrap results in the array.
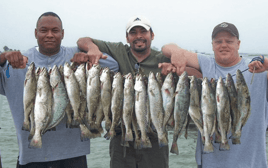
[{"xmin": 126, "ymin": 15, "xmax": 151, "ymax": 33}]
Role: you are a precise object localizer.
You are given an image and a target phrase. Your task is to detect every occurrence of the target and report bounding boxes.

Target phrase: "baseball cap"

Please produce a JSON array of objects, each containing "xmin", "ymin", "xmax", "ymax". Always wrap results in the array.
[
  {"xmin": 212, "ymin": 22, "xmax": 239, "ymax": 39},
  {"xmin": 126, "ymin": 15, "xmax": 151, "ymax": 33}
]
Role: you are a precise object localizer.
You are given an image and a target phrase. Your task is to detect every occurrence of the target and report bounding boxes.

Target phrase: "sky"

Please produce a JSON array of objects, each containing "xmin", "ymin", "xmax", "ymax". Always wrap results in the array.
[{"xmin": 1, "ymin": 0, "xmax": 268, "ymax": 54}]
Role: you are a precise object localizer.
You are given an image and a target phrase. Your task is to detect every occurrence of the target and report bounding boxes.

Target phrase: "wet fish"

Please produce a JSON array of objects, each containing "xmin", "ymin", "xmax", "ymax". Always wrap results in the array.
[
  {"xmin": 162, "ymin": 72, "xmax": 175, "ymax": 132},
  {"xmin": 134, "ymin": 74, "xmax": 152, "ymax": 148},
  {"xmin": 64, "ymin": 62, "xmax": 82, "ymax": 126},
  {"xmin": 201, "ymin": 77, "xmax": 216, "ymax": 154},
  {"xmin": 156, "ymin": 72, "xmax": 163, "ymax": 88},
  {"xmin": 74, "ymin": 64, "xmax": 87, "ymax": 124},
  {"xmin": 188, "ymin": 76, "xmax": 203, "ymax": 139},
  {"xmin": 231, "ymin": 69, "xmax": 251, "ymax": 144},
  {"xmin": 59, "ymin": 65, "xmax": 73, "ymax": 128},
  {"xmin": 122, "ymin": 73, "xmax": 135, "ymax": 142},
  {"xmin": 45, "ymin": 65, "xmax": 68, "ymax": 131},
  {"xmin": 225, "ymin": 73, "xmax": 239, "ymax": 144},
  {"xmin": 22, "ymin": 62, "xmax": 37, "ymax": 131},
  {"xmin": 86, "ymin": 64, "xmax": 101, "ymax": 132},
  {"xmin": 148, "ymin": 72, "xmax": 168, "ymax": 147},
  {"xmin": 29, "ymin": 67, "xmax": 53, "ymax": 148},
  {"xmin": 171, "ymin": 71, "xmax": 190, "ymax": 155},
  {"xmin": 107, "ymin": 72, "xmax": 124, "ymax": 139},
  {"xmin": 100, "ymin": 67, "xmax": 112, "ymax": 131},
  {"xmin": 216, "ymin": 77, "xmax": 231, "ymax": 151}
]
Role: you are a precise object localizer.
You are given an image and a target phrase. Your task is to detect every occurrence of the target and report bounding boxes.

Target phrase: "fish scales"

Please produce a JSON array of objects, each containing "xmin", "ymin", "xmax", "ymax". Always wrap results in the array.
[
  {"xmin": 201, "ymin": 77, "xmax": 216, "ymax": 154},
  {"xmin": 231, "ymin": 69, "xmax": 251, "ymax": 144},
  {"xmin": 171, "ymin": 71, "xmax": 190, "ymax": 155},
  {"xmin": 216, "ymin": 77, "xmax": 231, "ymax": 151},
  {"xmin": 22, "ymin": 62, "xmax": 37, "ymax": 131},
  {"xmin": 148, "ymin": 72, "xmax": 168, "ymax": 148},
  {"xmin": 29, "ymin": 67, "xmax": 53, "ymax": 148},
  {"xmin": 122, "ymin": 73, "xmax": 135, "ymax": 142},
  {"xmin": 86, "ymin": 64, "xmax": 101, "ymax": 132},
  {"xmin": 134, "ymin": 74, "xmax": 152, "ymax": 148},
  {"xmin": 107, "ymin": 72, "xmax": 124, "ymax": 139}
]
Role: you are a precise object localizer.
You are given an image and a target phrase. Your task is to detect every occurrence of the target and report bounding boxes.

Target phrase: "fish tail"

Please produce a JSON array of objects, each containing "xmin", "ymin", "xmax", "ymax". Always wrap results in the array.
[
  {"xmin": 230, "ymin": 131, "xmax": 241, "ymax": 144},
  {"xmin": 170, "ymin": 142, "xmax": 179, "ymax": 155},
  {"xmin": 104, "ymin": 132, "xmax": 111, "ymax": 140},
  {"xmin": 29, "ymin": 135, "xmax": 42, "ymax": 149},
  {"xmin": 141, "ymin": 137, "xmax": 152, "ymax": 148},
  {"xmin": 219, "ymin": 141, "xmax": 230, "ymax": 151},
  {"xmin": 203, "ymin": 142, "xmax": 214, "ymax": 154},
  {"xmin": 105, "ymin": 120, "xmax": 112, "ymax": 131},
  {"xmin": 158, "ymin": 136, "xmax": 168, "ymax": 148},
  {"xmin": 121, "ymin": 137, "xmax": 130, "ymax": 147},
  {"xmin": 125, "ymin": 130, "xmax": 134, "ymax": 142},
  {"xmin": 22, "ymin": 121, "xmax": 30, "ymax": 131},
  {"xmin": 134, "ymin": 139, "xmax": 142, "ymax": 149},
  {"xmin": 89, "ymin": 122, "xmax": 99, "ymax": 132}
]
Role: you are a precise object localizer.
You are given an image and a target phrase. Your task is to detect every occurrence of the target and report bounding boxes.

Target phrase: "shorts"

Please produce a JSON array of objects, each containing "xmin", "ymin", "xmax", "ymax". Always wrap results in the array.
[
  {"xmin": 109, "ymin": 133, "xmax": 169, "ymax": 168},
  {"xmin": 16, "ymin": 155, "xmax": 87, "ymax": 168}
]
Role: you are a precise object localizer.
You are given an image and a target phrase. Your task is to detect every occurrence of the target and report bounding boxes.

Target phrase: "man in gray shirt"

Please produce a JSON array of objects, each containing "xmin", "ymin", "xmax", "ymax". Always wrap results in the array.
[
  {"xmin": 0, "ymin": 12, "xmax": 118, "ymax": 167},
  {"xmin": 162, "ymin": 22, "xmax": 268, "ymax": 168}
]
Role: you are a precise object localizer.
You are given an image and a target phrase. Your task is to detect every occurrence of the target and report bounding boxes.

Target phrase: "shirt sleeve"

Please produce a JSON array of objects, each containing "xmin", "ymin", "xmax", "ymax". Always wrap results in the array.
[{"xmin": 99, "ymin": 52, "xmax": 119, "ymax": 73}]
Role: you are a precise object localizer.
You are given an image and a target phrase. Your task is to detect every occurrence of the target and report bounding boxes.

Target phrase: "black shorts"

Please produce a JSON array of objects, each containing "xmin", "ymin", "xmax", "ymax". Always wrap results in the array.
[{"xmin": 16, "ymin": 155, "xmax": 87, "ymax": 168}]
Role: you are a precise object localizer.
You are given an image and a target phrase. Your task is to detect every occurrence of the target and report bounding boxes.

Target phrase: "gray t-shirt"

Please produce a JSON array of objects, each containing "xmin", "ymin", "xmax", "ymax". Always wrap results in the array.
[
  {"xmin": 0, "ymin": 46, "xmax": 119, "ymax": 165},
  {"xmin": 196, "ymin": 54, "xmax": 268, "ymax": 168}
]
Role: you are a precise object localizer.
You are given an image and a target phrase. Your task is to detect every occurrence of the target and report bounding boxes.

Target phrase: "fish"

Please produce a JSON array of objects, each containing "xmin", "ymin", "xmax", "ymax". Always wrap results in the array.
[
  {"xmin": 225, "ymin": 73, "xmax": 239, "ymax": 144},
  {"xmin": 216, "ymin": 77, "xmax": 231, "ymax": 151},
  {"xmin": 201, "ymin": 77, "xmax": 216, "ymax": 154},
  {"xmin": 100, "ymin": 67, "xmax": 112, "ymax": 131},
  {"xmin": 122, "ymin": 73, "xmax": 135, "ymax": 142},
  {"xmin": 171, "ymin": 71, "xmax": 190, "ymax": 155},
  {"xmin": 59, "ymin": 65, "xmax": 73, "ymax": 128},
  {"xmin": 45, "ymin": 65, "xmax": 68, "ymax": 131},
  {"xmin": 86, "ymin": 64, "xmax": 101, "ymax": 132},
  {"xmin": 134, "ymin": 74, "xmax": 152, "ymax": 148},
  {"xmin": 74, "ymin": 64, "xmax": 87, "ymax": 124},
  {"xmin": 156, "ymin": 72, "xmax": 163, "ymax": 88},
  {"xmin": 29, "ymin": 67, "xmax": 53, "ymax": 148},
  {"xmin": 148, "ymin": 72, "xmax": 168, "ymax": 147},
  {"xmin": 107, "ymin": 72, "xmax": 124, "ymax": 139},
  {"xmin": 231, "ymin": 69, "xmax": 251, "ymax": 144},
  {"xmin": 22, "ymin": 62, "xmax": 37, "ymax": 131},
  {"xmin": 188, "ymin": 76, "xmax": 203, "ymax": 139},
  {"xmin": 64, "ymin": 62, "xmax": 82, "ymax": 126},
  {"xmin": 132, "ymin": 110, "xmax": 142, "ymax": 149},
  {"xmin": 162, "ymin": 72, "xmax": 175, "ymax": 132}
]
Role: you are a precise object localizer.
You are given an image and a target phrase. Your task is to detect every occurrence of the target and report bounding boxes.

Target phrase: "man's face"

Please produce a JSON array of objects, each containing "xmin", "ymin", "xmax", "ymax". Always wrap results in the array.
[
  {"xmin": 126, "ymin": 26, "xmax": 154, "ymax": 53},
  {"xmin": 212, "ymin": 31, "xmax": 240, "ymax": 66},
  {"xmin": 35, "ymin": 15, "xmax": 64, "ymax": 56}
]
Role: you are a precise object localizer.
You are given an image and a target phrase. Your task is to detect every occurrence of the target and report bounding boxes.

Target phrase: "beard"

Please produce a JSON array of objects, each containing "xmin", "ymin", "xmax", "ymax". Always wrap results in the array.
[{"xmin": 132, "ymin": 39, "xmax": 148, "ymax": 52}]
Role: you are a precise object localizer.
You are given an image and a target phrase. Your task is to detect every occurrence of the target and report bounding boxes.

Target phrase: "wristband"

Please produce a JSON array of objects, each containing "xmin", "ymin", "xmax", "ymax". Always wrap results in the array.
[{"xmin": 249, "ymin": 55, "xmax": 264, "ymax": 64}]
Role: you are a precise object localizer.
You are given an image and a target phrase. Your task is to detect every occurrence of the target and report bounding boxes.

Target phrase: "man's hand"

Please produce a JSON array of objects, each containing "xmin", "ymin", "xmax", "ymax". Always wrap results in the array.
[
  {"xmin": 248, "ymin": 60, "xmax": 265, "ymax": 73},
  {"xmin": 170, "ymin": 51, "xmax": 187, "ymax": 76},
  {"xmin": 158, "ymin": 62, "xmax": 176, "ymax": 76},
  {"xmin": 1, "ymin": 51, "xmax": 28, "ymax": 69},
  {"xmin": 70, "ymin": 50, "xmax": 107, "ymax": 65}
]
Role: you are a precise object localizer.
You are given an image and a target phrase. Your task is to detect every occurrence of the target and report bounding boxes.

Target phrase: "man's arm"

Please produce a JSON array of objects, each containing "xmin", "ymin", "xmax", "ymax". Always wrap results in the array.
[
  {"xmin": 71, "ymin": 37, "xmax": 107, "ymax": 65},
  {"xmin": 161, "ymin": 43, "xmax": 200, "ymax": 76}
]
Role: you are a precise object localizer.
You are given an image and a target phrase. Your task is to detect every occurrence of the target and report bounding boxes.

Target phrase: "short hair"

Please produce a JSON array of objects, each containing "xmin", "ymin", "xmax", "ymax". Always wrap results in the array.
[{"xmin": 36, "ymin": 12, "xmax": 63, "ymax": 29}]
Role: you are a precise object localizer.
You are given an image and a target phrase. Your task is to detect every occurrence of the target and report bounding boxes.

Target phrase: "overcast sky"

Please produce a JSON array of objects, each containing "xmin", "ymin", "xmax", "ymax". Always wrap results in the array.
[{"xmin": 1, "ymin": 0, "xmax": 268, "ymax": 54}]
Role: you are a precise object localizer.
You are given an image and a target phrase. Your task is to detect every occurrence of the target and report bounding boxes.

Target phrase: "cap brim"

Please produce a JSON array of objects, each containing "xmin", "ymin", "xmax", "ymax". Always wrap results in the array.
[{"xmin": 126, "ymin": 23, "xmax": 150, "ymax": 33}]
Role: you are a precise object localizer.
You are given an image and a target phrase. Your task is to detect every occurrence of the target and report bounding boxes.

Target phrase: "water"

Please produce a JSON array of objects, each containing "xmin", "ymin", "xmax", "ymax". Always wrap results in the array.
[{"xmin": 0, "ymin": 94, "xmax": 267, "ymax": 168}]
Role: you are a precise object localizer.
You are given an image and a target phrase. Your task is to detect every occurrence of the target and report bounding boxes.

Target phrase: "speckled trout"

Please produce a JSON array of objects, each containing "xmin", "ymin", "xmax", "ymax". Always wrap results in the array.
[
  {"xmin": 216, "ymin": 77, "xmax": 231, "ymax": 151},
  {"xmin": 171, "ymin": 71, "xmax": 190, "ymax": 155},
  {"xmin": 29, "ymin": 67, "xmax": 52, "ymax": 148},
  {"xmin": 148, "ymin": 72, "xmax": 168, "ymax": 147},
  {"xmin": 22, "ymin": 62, "xmax": 37, "ymax": 131}
]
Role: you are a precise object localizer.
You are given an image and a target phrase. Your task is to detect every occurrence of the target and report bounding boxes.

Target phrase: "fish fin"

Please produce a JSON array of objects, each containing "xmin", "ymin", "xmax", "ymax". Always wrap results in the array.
[
  {"xmin": 158, "ymin": 136, "xmax": 168, "ymax": 148},
  {"xmin": 219, "ymin": 141, "xmax": 230, "ymax": 151},
  {"xmin": 170, "ymin": 142, "xmax": 179, "ymax": 155}
]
